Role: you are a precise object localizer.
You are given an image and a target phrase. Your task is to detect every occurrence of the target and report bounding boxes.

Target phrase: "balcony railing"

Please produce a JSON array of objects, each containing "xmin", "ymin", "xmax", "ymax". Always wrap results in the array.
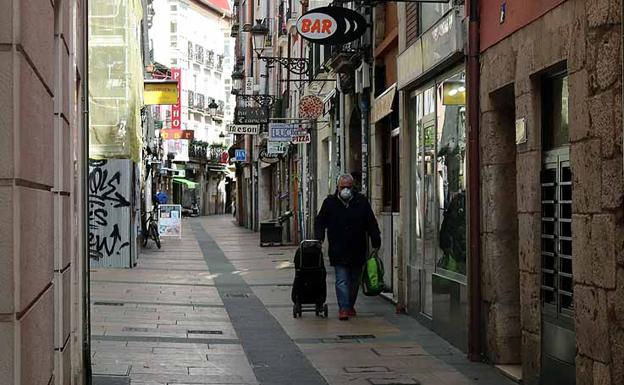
[{"xmin": 206, "ymin": 51, "xmax": 215, "ymax": 68}]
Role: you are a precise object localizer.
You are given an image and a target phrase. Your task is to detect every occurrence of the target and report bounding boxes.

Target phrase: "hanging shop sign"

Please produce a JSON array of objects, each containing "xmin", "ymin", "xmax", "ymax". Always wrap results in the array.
[
  {"xmin": 299, "ymin": 95, "xmax": 324, "ymax": 120},
  {"xmin": 161, "ymin": 129, "xmax": 194, "ymax": 140},
  {"xmin": 292, "ymin": 133, "xmax": 311, "ymax": 144},
  {"xmin": 267, "ymin": 140, "xmax": 289, "ymax": 154},
  {"xmin": 269, "ymin": 123, "xmax": 300, "ymax": 141},
  {"xmin": 259, "ymin": 149, "xmax": 282, "ymax": 164},
  {"xmin": 296, "ymin": 6, "xmax": 367, "ymax": 45},
  {"xmin": 170, "ymin": 68, "xmax": 182, "ymax": 129},
  {"xmin": 234, "ymin": 149, "xmax": 247, "ymax": 162},
  {"xmin": 226, "ymin": 124, "xmax": 260, "ymax": 135},
  {"xmin": 144, "ymin": 80, "xmax": 179, "ymax": 105},
  {"xmin": 234, "ymin": 107, "xmax": 269, "ymax": 124},
  {"xmin": 245, "ymin": 77, "xmax": 255, "ymax": 94}
]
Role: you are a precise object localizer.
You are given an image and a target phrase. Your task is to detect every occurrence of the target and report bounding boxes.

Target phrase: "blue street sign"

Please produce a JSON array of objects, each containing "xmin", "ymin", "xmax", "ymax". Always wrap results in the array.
[{"xmin": 235, "ymin": 149, "xmax": 246, "ymax": 162}]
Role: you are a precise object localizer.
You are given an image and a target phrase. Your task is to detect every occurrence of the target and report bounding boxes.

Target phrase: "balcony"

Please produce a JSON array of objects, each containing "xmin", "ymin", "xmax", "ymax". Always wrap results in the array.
[
  {"xmin": 194, "ymin": 45, "xmax": 205, "ymax": 64},
  {"xmin": 206, "ymin": 51, "xmax": 215, "ymax": 68},
  {"xmin": 216, "ymin": 55, "xmax": 224, "ymax": 72},
  {"xmin": 187, "ymin": 42, "xmax": 194, "ymax": 61}
]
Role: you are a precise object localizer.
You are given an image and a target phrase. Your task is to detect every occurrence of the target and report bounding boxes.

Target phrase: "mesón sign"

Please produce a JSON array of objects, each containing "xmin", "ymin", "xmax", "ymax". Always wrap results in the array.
[{"xmin": 296, "ymin": 6, "xmax": 367, "ymax": 45}]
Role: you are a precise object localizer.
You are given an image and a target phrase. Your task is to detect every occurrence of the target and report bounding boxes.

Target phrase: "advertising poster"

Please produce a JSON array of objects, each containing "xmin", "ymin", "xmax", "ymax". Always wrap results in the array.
[{"xmin": 158, "ymin": 204, "xmax": 182, "ymax": 238}]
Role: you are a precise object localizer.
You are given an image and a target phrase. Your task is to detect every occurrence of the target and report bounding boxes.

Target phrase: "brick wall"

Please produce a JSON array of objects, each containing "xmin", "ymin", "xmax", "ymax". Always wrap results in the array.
[{"xmin": 480, "ymin": 0, "xmax": 624, "ymax": 383}]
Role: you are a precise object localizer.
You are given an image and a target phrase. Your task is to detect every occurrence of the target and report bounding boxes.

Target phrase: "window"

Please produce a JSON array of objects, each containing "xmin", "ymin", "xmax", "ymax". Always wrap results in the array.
[
  {"xmin": 170, "ymin": 4, "xmax": 177, "ymax": 12},
  {"xmin": 171, "ymin": 58, "xmax": 177, "ymax": 65},
  {"xmin": 419, "ymin": 2, "xmax": 452, "ymax": 35},
  {"xmin": 170, "ymin": 22, "xmax": 177, "ymax": 33},
  {"xmin": 542, "ymin": 72, "xmax": 569, "ymax": 151}
]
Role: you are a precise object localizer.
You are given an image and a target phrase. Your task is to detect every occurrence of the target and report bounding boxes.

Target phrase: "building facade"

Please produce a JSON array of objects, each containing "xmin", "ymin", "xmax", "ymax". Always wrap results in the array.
[
  {"xmin": 150, "ymin": 0, "xmax": 234, "ymax": 215},
  {"xmin": 397, "ymin": 1, "xmax": 469, "ymax": 351},
  {"xmin": 0, "ymin": 0, "xmax": 88, "ymax": 384},
  {"xmin": 478, "ymin": 0, "xmax": 624, "ymax": 384}
]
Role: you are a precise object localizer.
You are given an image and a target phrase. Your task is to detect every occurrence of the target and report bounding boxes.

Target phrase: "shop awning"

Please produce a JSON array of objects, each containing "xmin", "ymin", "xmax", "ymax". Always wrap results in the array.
[
  {"xmin": 371, "ymin": 84, "xmax": 396, "ymax": 123},
  {"xmin": 173, "ymin": 178, "xmax": 198, "ymax": 189}
]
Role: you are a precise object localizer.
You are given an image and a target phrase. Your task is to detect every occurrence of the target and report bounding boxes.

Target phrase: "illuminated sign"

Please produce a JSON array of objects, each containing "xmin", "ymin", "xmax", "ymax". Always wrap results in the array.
[
  {"xmin": 144, "ymin": 80, "xmax": 179, "ymax": 105},
  {"xmin": 170, "ymin": 68, "xmax": 182, "ymax": 129},
  {"xmin": 161, "ymin": 130, "xmax": 194, "ymax": 140},
  {"xmin": 296, "ymin": 7, "xmax": 367, "ymax": 45}
]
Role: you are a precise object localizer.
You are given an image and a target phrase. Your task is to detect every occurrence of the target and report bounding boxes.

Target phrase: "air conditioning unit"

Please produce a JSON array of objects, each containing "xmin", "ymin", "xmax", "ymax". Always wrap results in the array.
[{"xmin": 355, "ymin": 62, "xmax": 371, "ymax": 94}]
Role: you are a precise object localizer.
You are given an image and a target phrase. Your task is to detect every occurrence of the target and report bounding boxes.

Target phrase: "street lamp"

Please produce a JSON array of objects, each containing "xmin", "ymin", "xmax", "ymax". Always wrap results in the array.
[
  {"xmin": 208, "ymin": 99, "xmax": 219, "ymax": 116},
  {"xmin": 250, "ymin": 19, "xmax": 310, "ymax": 76},
  {"xmin": 251, "ymin": 20, "xmax": 270, "ymax": 57},
  {"xmin": 231, "ymin": 68, "xmax": 244, "ymax": 94}
]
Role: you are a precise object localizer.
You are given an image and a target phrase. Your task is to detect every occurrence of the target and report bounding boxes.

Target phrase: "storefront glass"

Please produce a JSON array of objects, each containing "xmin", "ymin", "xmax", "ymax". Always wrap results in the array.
[{"xmin": 409, "ymin": 69, "xmax": 467, "ymax": 316}]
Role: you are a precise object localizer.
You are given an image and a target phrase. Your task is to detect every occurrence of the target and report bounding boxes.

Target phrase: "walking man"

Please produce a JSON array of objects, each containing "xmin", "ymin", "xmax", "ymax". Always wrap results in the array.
[{"xmin": 315, "ymin": 174, "xmax": 381, "ymax": 320}]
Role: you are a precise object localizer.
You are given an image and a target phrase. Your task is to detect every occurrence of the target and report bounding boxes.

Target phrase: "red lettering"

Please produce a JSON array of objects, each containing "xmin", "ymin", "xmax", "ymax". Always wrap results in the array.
[
  {"xmin": 301, "ymin": 19, "xmax": 311, "ymax": 33},
  {"xmin": 311, "ymin": 19, "xmax": 321, "ymax": 33},
  {"xmin": 321, "ymin": 19, "xmax": 332, "ymax": 34}
]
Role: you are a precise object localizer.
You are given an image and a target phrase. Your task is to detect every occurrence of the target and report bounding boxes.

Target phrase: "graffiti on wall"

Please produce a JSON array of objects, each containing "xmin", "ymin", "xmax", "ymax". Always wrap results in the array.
[{"xmin": 88, "ymin": 160, "xmax": 131, "ymax": 258}]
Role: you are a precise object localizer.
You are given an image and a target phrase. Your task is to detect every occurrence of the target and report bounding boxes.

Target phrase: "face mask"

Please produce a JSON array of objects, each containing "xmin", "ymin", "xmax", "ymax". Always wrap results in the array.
[{"xmin": 339, "ymin": 188, "xmax": 352, "ymax": 201}]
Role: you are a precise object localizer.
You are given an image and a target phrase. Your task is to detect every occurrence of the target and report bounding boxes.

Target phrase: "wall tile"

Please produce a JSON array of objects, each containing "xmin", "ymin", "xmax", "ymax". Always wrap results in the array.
[
  {"xmin": 20, "ymin": 0, "xmax": 54, "ymax": 91},
  {"xmin": 0, "ymin": 185, "xmax": 14, "ymax": 313},
  {"xmin": 18, "ymin": 55, "xmax": 54, "ymax": 188},
  {"xmin": 19, "ymin": 187, "xmax": 54, "ymax": 311},
  {"xmin": 20, "ymin": 287, "xmax": 54, "ymax": 385}
]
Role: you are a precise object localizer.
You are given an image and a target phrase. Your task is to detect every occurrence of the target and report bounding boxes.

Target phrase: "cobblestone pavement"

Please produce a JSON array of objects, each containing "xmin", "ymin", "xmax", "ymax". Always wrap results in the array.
[{"xmin": 91, "ymin": 215, "xmax": 517, "ymax": 385}]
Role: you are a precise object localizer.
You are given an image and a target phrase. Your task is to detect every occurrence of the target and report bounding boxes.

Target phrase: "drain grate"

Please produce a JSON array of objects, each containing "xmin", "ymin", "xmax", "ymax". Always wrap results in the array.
[
  {"xmin": 93, "ymin": 302, "xmax": 124, "ymax": 306},
  {"xmin": 188, "ymin": 330, "xmax": 224, "ymax": 335},
  {"xmin": 368, "ymin": 379, "xmax": 421, "ymax": 385},
  {"xmin": 271, "ymin": 259, "xmax": 289, "ymax": 262},
  {"xmin": 122, "ymin": 327, "xmax": 150, "ymax": 332},
  {"xmin": 225, "ymin": 293, "xmax": 249, "ymax": 298},
  {"xmin": 338, "ymin": 334, "xmax": 376, "ymax": 340},
  {"xmin": 344, "ymin": 366, "xmax": 390, "ymax": 373}
]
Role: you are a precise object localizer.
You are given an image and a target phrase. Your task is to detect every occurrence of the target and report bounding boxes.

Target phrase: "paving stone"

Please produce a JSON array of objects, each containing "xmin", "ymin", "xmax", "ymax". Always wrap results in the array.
[{"xmin": 91, "ymin": 217, "xmax": 516, "ymax": 385}]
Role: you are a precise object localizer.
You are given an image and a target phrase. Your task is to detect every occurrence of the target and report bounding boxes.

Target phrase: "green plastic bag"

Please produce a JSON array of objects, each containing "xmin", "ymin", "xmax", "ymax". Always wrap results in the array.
[{"xmin": 361, "ymin": 250, "xmax": 385, "ymax": 296}]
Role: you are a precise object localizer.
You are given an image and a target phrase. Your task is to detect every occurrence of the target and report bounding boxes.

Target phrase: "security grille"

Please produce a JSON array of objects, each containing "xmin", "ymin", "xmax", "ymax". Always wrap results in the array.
[{"xmin": 541, "ymin": 150, "xmax": 573, "ymax": 319}]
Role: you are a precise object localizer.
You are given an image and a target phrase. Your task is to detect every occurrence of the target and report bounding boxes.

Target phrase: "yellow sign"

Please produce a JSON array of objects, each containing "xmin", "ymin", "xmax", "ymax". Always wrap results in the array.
[
  {"xmin": 442, "ymin": 81, "xmax": 466, "ymax": 105},
  {"xmin": 144, "ymin": 80, "xmax": 179, "ymax": 105}
]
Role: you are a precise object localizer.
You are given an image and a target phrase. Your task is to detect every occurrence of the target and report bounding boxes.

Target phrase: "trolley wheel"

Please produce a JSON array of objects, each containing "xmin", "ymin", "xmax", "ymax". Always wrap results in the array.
[
  {"xmin": 293, "ymin": 305, "xmax": 298, "ymax": 318},
  {"xmin": 323, "ymin": 304, "xmax": 329, "ymax": 318}
]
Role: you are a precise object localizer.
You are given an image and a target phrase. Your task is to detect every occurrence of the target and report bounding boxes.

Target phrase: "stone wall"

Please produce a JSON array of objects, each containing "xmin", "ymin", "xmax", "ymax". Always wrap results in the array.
[
  {"xmin": 0, "ymin": 0, "xmax": 86, "ymax": 384},
  {"xmin": 480, "ymin": 0, "xmax": 624, "ymax": 383}
]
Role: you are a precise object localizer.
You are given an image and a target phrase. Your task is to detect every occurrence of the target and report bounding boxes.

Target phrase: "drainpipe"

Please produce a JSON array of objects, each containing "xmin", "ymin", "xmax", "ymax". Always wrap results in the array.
[
  {"xmin": 467, "ymin": 0, "xmax": 482, "ymax": 362},
  {"xmin": 82, "ymin": 0, "xmax": 92, "ymax": 382}
]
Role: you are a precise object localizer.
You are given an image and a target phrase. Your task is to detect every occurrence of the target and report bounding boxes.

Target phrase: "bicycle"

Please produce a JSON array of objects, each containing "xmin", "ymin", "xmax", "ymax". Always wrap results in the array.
[{"xmin": 142, "ymin": 210, "xmax": 161, "ymax": 249}]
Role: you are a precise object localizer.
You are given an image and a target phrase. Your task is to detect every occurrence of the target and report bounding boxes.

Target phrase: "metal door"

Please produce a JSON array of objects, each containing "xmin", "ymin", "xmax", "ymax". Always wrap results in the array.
[{"xmin": 541, "ymin": 148, "xmax": 575, "ymax": 385}]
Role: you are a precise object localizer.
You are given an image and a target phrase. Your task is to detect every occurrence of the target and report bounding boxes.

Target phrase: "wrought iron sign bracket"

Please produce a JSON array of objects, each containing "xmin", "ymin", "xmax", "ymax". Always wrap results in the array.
[
  {"xmin": 236, "ymin": 94, "xmax": 276, "ymax": 108},
  {"xmin": 257, "ymin": 56, "xmax": 310, "ymax": 76}
]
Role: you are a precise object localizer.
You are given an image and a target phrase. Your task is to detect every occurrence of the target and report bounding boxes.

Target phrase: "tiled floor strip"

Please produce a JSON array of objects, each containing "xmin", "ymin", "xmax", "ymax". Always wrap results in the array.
[{"xmin": 191, "ymin": 221, "xmax": 329, "ymax": 385}]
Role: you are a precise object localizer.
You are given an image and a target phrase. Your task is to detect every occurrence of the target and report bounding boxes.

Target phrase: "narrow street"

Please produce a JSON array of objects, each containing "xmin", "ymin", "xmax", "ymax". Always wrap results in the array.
[{"xmin": 91, "ymin": 215, "xmax": 515, "ymax": 385}]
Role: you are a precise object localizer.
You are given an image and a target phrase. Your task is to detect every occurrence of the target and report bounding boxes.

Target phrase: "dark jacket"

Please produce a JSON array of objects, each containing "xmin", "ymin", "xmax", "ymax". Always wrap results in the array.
[{"xmin": 314, "ymin": 192, "xmax": 381, "ymax": 266}]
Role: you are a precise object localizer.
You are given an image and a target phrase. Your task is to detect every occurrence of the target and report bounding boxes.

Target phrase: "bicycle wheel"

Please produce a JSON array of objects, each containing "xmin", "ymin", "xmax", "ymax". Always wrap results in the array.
[
  {"xmin": 142, "ymin": 227, "xmax": 149, "ymax": 247},
  {"xmin": 151, "ymin": 223, "xmax": 161, "ymax": 249}
]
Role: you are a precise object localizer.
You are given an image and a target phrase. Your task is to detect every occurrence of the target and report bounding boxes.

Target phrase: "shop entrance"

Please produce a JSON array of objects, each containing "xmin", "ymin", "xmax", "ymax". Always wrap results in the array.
[{"xmin": 408, "ymin": 68, "xmax": 468, "ymax": 351}]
